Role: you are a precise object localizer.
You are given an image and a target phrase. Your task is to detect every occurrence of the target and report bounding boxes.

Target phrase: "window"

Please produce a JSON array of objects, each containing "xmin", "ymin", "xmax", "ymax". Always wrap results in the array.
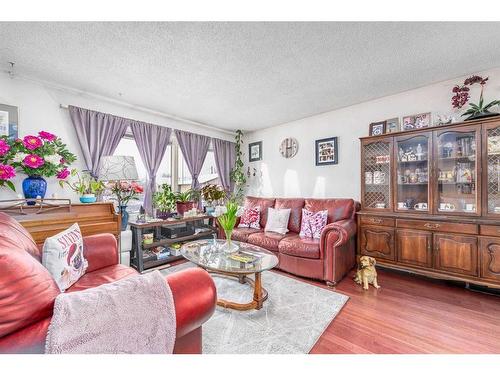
[
  {"xmin": 109, "ymin": 132, "xmax": 219, "ymax": 212},
  {"xmin": 112, "ymin": 136, "xmax": 172, "ymax": 212},
  {"xmin": 177, "ymin": 149, "xmax": 219, "ymax": 189}
]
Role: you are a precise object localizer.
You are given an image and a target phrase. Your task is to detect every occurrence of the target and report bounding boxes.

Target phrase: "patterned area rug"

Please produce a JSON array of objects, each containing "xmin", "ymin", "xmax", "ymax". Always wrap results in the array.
[{"xmin": 161, "ymin": 262, "xmax": 349, "ymax": 354}]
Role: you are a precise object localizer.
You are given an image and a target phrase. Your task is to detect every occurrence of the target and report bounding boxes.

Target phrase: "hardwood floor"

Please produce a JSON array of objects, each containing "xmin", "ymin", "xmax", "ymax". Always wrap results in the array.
[
  {"xmin": 170, "ymin": 258, "xmax": 499, "ymax": 353},
  {"xmin": 289, "ymin": 269, "xmax": 500, "ymax": 354}
]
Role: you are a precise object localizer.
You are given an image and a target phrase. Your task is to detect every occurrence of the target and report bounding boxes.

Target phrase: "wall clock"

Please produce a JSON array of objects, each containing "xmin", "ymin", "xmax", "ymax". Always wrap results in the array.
[{"xmin": 279, "ymin": 137, "xmax": 299, "ymax": 158}]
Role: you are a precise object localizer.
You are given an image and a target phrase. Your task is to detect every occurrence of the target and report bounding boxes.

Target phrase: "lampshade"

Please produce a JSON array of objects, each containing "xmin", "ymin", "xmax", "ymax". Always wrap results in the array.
[{"xmin": 99, "ymin": 155, "xmax": 139, "ymax": 181}]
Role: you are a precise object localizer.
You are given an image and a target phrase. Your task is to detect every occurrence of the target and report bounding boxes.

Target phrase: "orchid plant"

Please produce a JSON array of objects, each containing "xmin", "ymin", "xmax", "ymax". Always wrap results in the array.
[
  {"xmin": 0, "ymin": 131, "xmax": 76, "ymax": 191},
  {"xmin": 452, "ymin": 75, "xmax": 500, "ymax": 120}
]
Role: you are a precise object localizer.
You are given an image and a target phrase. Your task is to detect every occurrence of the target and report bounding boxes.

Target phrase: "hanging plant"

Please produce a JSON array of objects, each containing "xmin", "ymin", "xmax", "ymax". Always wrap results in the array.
[
  {"xmin": 452, "ymin": 75, "xmax": 500, "ymax": 121},
  {"xmin": 229, "ymin": 129, "xmax": 246, "ymax": 202}
]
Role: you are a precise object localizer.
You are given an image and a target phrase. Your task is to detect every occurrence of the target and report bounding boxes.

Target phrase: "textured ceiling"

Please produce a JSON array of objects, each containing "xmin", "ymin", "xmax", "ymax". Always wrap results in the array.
[{"xmin": 1, "ymin": 22, "xmax": 500, "ymax": 131}]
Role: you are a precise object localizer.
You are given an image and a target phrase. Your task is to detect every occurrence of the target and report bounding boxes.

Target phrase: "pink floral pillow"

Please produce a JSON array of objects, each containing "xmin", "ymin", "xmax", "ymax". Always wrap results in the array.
[
  {"xmin": 299, "ymin": 209, "xmax": 328, "ymax": 239},
  {"xmin": 238, "ymin": 207, "xmax": 261, "ymax": 229}
]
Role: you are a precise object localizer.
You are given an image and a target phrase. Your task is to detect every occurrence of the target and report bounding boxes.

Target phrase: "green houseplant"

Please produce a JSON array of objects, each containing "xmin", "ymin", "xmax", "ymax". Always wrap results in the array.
[
  {"xmin": 152, "ymin": 183, "xmax": 176, "ymax": 219},
  {"xmin": 215, "ymin": 199, "xmax": 241, "ymax": 253},
  {"xmin": 229, "ymin": 130, "xmax": 246, "ymax": 203},
  {"xmin": 200, "ymin": 184, "xmax": 226, "ymax": 214},
  {"xmin": 174, "ymin": 188, "xmax": 200, "ymax": 216},
  {"xmin": 58, "ymin": 169, "xmax": 105, "ymax": 203}
]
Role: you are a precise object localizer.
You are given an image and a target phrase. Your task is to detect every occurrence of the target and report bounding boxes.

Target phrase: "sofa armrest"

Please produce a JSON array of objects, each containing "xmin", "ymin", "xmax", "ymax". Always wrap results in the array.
[
  {"xmin": 0, "ymin": 267, "xmax": 217, "ymax": 353},
  {"xmin": 83, "ymin": 233, "xmax": 119, "ymax": 272},
  {"xmin": 320, "ymin": 219, "xmax": 357, "ymax": 250},
  {"xmin": 320, "ymin": 219, "xmax": 357, "ymax": 284},
  {"xmin": 166, "ymin": 267, "xmax": 217, "ymax": 338}
]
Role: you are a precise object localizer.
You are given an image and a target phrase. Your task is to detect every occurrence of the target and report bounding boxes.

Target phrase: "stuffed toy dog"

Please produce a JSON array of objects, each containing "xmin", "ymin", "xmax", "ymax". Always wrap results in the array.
[{"xmin": 354, "ymin": 256, "xmax": 380, "ymax": 290}]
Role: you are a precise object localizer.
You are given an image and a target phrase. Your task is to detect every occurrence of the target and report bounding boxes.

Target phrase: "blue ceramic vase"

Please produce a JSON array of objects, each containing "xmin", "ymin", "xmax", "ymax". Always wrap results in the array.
[
  {"xmin": 22, "ymin": 176, "xmax": 47, "ymax": 205},
  {"xmin": 119, "ymin": 205, "xmax": 129, "ymax": 231}
]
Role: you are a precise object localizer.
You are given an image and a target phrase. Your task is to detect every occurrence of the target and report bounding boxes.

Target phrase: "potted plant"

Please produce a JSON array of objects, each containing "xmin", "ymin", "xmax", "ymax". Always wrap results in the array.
[
  {"xmin": 0, "ymin": 132, "xmax": 76, "ymax": 202},
  {"xmin": 230, "ymin": 130, "xmax": 246, "ymax": 202},
  {"xmin": 153, "ymin": 183, "xmax": 176, "ymax": 219},
  {"xmin": 200, "ymin": 184, "xmax": 226, "ymax": 214},
  {"xmin": 452, "ymin": 75, "xmax": 500, "ymax": 120},
  {"xmin": 107, "ymin": 181, "xmax": 144, "ymax": 230},
  {"xmin": 58, "ymin": 169, "xmax": 105, "ymax": 203},
  {"xmin": 174, "ymin": 188, "xmax": 200, "ymax": 216},
  {"xmin": 214, "ymin": 199, "xmax": 242, "ymax": 253}
]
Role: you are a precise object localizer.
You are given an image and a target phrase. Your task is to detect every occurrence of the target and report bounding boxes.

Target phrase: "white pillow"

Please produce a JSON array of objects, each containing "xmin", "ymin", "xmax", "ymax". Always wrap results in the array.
[
  {"xmin": 264, "ymin": 207, "xmax": 291, "ymax": 235},
  {"xmin": 42, "ymin": 223, "xmax": 88, "ymax": 292}
]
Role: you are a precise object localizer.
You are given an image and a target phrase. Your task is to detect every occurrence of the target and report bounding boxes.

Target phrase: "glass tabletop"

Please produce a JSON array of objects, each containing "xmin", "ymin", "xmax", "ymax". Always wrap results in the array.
[{"xmin": 180, "ymin": 239, "xmax": 279, "ymax": 274}]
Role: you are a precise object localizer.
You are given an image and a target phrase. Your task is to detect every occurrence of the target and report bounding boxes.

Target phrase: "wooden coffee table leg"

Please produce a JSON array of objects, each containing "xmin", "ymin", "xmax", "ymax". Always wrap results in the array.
[
  {"xmin": 253, "ymin": 272, "xmax": 264, "ymax": 309},
  {"xmin": 211, "ymin": 271, "xmax": 269, "ymax": 311}
]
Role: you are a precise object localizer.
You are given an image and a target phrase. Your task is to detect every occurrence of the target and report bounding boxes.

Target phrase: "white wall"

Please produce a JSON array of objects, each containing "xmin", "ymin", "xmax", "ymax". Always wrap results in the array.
[
  {"xmin": 243, "ymin": 66, "xmax": 500, "ymax": 200},
  {"xmin": 0, "ymin": 73, "xmax": 234, "ymax": 201}
]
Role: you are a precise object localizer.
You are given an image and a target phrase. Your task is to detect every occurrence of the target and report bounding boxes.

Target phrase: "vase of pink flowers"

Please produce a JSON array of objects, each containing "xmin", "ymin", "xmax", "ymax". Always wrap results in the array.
[
  {"xmin": 107, "ymin": 181, "xmax": 144, "ymax": 230},
  {"xmin": 0, "ymin": 131, "xmax": 76, "ymax": 203}
]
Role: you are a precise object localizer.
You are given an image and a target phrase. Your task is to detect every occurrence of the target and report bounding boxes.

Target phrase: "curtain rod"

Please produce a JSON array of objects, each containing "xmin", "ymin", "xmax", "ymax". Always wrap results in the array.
[{"xmin": 59, "ymin": 104, "xmax": 236, "ymax": 137}]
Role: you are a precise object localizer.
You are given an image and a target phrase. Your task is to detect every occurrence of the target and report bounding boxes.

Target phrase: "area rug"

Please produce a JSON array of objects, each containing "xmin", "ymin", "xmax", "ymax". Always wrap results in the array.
[{"xmin": 161, "ymin": 262, "xmax": 349, "ymax": 354}]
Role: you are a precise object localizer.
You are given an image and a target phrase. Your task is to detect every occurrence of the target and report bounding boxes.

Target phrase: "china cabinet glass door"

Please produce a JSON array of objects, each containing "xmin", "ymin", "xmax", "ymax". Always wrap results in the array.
[
  {"xmin": 395, "ymin": 133, "xmax": 431, "ymax": 212},
  {"xmin": 485, "ymin": 122, "xmax": 500, "ymax": 216},
  {"xmin": 434, "ymin": 126, "xmax": 480, "ymax": 215},
  {"xmin": 362, "ymin": 139, "xmax": 392, "ymax": 210}
]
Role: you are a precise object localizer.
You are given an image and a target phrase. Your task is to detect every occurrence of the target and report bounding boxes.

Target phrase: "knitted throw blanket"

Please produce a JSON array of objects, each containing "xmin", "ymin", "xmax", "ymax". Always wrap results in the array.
[{"xmin": 45, "ymin": 271, "xmax": 176, "ymax": 354}]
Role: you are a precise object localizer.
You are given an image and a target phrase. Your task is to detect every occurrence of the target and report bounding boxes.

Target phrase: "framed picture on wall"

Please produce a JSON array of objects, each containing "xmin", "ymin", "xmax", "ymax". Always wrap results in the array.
[
  {"xmin": 315, "ymin": 137, "xmax": 338, "ymax": 166},
  {"xmin": 248, "ymin": 141, "xmax": 262, "ymax": 162},
  {"xmin": 369, "ymin": 121, "xmax": 386, "ymax": 136},
  {"xmin": 0, "ymin": 104, "xmax": 19, "ymax": 140}
]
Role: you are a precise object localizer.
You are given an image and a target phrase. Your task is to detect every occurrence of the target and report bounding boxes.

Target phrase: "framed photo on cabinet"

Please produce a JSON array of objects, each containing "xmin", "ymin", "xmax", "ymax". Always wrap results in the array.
[
  {"xmin": 315, "ymin": 137, "xmax": 338, "ymax": 166},
  {"xmin": 386, "ymin": 117, "xmax": 400, "ymax": 133},
  {"xmin": 369, "ymin": 121, "xmax": 386, "ymax": 136}
]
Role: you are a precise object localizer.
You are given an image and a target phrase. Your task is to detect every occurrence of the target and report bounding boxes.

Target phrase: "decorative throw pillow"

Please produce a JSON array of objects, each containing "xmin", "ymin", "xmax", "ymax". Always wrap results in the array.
[
  {"xmin": 265, "ymin": 207, "xmax": 291, "ymax": 235},
  {"xmin": 238, "ymin": 207, "xmax": 261, "ymax": 229},
  {"xmin": 299, "ymin": 209, "xmax": 328, "ymax": 239},
  {"xmin": 42, "ymin": 223, "xmax": 88, "ymax": 292}
]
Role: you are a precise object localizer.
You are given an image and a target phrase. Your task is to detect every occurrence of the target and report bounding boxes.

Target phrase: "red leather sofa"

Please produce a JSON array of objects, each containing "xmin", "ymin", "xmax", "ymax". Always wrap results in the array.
[
  {"xmin": 0, "ymin": 213, "xmax": 216, "ymax": 354},
  {"xmin": 219, "ymin": 197, "xmax": 359, "ymax": 286}
]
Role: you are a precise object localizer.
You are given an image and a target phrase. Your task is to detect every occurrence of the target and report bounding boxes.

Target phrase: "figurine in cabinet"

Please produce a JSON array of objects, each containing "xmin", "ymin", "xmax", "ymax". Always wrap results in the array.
[
  {"xmin": 416, "ymin": 143, "xmax": 424, "ymax": 160},
  {"xmin": 399, "ymin": 147, "xmax": 404, "ymax": 161},
  {"xmin": 442, "ymin": 142, "xmax": 454, "ymax": 158}
]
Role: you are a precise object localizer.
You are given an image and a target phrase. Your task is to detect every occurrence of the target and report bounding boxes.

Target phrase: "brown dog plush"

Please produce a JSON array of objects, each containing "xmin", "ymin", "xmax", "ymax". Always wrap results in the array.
[{"xmin": 354, "ymin": 256, "xmax": 380, "ymax": 290}]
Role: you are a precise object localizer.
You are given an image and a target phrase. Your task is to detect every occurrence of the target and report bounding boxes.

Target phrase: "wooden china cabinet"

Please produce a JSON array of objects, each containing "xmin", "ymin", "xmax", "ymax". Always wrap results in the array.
[{"xmin": 358, "ymin": 117, "xmax": 500, "ymax": 288}]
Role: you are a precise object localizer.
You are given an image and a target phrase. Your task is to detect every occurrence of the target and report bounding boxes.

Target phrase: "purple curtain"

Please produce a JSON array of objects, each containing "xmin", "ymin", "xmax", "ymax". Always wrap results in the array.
[
  {"xmin": 131, "ymin": 121, "xmax": 172, "ymax": 215},
  {"xmin": 213, "ymin": 138, "xmax": 236, "ymax": 194},
  {"xmin": 68, "ymin": 105, "xmax": 129, "ymax": 178},
  {"xmin": 174, "ymin": 130, "xmax": 211, "ymax": 189}
]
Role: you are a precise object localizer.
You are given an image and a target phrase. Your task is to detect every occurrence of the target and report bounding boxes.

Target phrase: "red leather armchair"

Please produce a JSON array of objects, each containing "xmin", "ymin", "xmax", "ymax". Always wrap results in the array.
[
  {"xmin": 218, "ymin": 197, "xmax": 359, "ymax": 286},
  {"xmin": 0, "ymin": 213, "xmax": 216, "ymax": 354}
]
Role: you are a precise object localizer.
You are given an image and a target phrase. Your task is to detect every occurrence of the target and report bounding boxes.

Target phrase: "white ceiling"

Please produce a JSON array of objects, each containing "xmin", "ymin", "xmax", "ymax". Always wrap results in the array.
[{"xmin": 1, "ymin": 22, "xmax": 500, "ymax": 132}]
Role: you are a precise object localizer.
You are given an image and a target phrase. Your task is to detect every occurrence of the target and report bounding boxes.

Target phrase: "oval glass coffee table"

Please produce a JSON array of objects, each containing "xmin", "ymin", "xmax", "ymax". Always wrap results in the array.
[{"xmin": 180, "ymin": 239, "xmax": 278, "ymax": 311}]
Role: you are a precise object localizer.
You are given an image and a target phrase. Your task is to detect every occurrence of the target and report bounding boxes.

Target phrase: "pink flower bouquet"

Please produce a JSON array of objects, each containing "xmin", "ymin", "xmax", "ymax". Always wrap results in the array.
[{"xmin": 0, "ymin": 131, "xmax": 76, "ymax": 192}]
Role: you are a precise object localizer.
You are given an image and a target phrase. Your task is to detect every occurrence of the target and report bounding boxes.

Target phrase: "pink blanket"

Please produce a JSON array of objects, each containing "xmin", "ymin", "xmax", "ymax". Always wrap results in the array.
[{"xmin": 45, "ymin": 271, "xmax": 176, "ymax": 354}]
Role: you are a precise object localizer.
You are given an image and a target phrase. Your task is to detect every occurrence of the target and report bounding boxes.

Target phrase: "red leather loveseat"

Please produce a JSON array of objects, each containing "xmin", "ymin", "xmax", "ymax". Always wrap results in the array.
[
  {"xmin": 0, "ymin": 213, "xmax": 216, "ymax": 354},
  {"xmin": 219, "ymin": 197, "xmax": 359, "ymax": 286}
]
